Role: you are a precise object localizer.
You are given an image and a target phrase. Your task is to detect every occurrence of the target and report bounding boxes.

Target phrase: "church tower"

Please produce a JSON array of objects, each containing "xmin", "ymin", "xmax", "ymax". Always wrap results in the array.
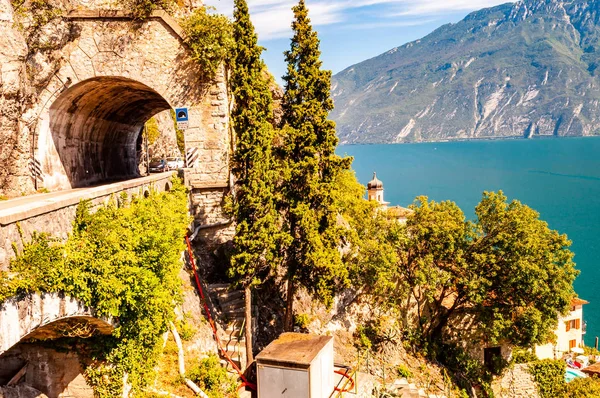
[{"xmin": 367, "ymin": 172, "xmax": 389, "ymax": 208}]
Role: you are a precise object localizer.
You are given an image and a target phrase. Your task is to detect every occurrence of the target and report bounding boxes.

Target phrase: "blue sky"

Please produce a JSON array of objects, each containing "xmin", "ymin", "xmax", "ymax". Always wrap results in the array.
[{"xmin": 204, "ymin": 0, "xmax": 512, "ymax": 83}]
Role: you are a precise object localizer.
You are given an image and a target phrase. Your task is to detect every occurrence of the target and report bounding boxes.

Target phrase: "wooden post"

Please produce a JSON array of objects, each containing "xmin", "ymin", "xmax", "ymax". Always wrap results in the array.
[{"xmin": 595, "ymin": 336, "xmax": 598, "ymax": 350}]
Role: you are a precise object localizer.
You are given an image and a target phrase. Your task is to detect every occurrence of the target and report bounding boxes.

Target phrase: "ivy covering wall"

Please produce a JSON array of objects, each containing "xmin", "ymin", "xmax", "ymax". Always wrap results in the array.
[{"xmin": 0, "ymin": 178, "xmax": 191, "ymax": 396}]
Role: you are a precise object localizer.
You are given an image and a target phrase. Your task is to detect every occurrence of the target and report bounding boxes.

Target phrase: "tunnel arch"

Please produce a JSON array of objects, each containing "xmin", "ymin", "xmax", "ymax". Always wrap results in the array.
[
  {"xmin": 47, "ymin": 76, "xmax": 171, "ymax": 188},
  {"xmin": 0, "ymin": 293, "xmax": 115, "ymax": 357}
]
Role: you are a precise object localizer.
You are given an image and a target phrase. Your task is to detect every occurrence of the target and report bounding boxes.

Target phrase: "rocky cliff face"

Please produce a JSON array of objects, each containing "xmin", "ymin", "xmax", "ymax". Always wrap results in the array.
[
  {"xmin": 0, "ymin": 0, "xmax": 32, "ymax": 195},
  {"xmin": 331, "ymin": 0, "xmax": 600, "ymax": 144}
]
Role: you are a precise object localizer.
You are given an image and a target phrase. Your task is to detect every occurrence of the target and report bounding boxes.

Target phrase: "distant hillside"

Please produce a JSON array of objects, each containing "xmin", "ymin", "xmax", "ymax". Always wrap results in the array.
[{"xmin": 331, "ymin": 0, "xmax": 600, "ymax": 144}]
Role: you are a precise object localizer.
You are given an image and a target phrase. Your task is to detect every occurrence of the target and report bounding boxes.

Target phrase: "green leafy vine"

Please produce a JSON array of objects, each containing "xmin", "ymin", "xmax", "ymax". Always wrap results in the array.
[{"xmin": 1, "ymin": 177, "xmax": 191, "ymax": 396}]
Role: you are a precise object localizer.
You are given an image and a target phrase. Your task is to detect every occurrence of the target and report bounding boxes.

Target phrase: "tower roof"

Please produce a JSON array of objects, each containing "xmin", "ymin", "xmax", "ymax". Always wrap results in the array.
[{"xmin": 367, "ymin": 172, "xmax": 383, "ymax": 189}]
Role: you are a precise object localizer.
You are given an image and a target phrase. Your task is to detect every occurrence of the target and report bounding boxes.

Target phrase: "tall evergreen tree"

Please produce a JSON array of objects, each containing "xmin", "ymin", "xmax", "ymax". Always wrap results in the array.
[
  {"xmin": 279, "ymin": 0, "xmax": 352, "ymax": 331},
  {"xmin": 229, "ymin": 0, "xmax": 281, "ymax": 365}
]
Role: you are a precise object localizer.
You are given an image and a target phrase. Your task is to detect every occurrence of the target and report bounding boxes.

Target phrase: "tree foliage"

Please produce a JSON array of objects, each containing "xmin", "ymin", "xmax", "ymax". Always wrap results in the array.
[
  {"xmin": 565, "ymin": 377, "xmax": 600, "ymax": 398},
  {"xmin": 229, "ymin": 0, "xmax": 282, "ymax": 288},
  {"xmin": 123, "ymin": 0, "xmax": 175, "ymax": 19},
  {"xmin": 145, "ymin": 116, "xmax": 160, "ymax": 145},
  {"xmin": 170, "ymin": 109, "xmax": 185, "ymax": 155},
  {"xmin": 529, "ymin": 359, "xmax": 567, "ymax": 398},
  {"xmin": 228, "ymin": 0, "xmax": 285, "ymax": 364},
  {"xmin": 278, "ymin": 0, "xmax": 353, "ymax": 330},
  {"xmin": 357, "ymin": 191, "xmax": 578, "ymax": 349},
  {"xmin": 3, "ymin": 178, "xmax": 190, "ymax": 396},
  {"xmin": 182, "ymin": 6, "xmax": 234, "ymax": 79}
]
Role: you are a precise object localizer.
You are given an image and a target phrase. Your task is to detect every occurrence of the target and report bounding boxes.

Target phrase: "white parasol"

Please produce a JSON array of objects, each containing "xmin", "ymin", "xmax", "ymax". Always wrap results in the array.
[{"xmin": 571, "ymin": 347, "xmax": 585, "ymax": 354}]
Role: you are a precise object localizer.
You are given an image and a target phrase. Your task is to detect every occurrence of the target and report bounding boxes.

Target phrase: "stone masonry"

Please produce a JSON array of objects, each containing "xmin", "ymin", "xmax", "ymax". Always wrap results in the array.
[
  {"xmin": 492, "ymin": 363, "xmax": 540, "ymax": 398},
  {"xmin": 0, "ymin": 0, "xmax": 231, "ymax": 195},
  {"xmin": 0, "ymin": 292, "xmax": 115, "ymax": 357},
  {"xmin": 0, "ymin": 0, "xmax": 234, "ymax": 247},
  {"xmin": 0, "ymin": 172, "xmax": 174, "ymax": 270}
]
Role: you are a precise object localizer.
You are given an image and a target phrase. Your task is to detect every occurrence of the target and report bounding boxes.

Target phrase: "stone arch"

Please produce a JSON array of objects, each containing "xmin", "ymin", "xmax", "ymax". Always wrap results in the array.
[
  {"xmin": 47, "ymin": 76, "xmax": 171, "ymax": 189},
  {"xmin": 5, "ymin": 10, "xmax": 232, "ymax": 197},
  {"xmin": 0, "ymin": 293, "xmax": 114, "ymax": 357}
]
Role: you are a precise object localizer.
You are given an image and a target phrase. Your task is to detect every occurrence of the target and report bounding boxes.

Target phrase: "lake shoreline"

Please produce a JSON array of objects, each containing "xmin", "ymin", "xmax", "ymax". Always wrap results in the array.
[{"xmin": 340, "ymin": 134, "xmax": 600, "ymax": 146}]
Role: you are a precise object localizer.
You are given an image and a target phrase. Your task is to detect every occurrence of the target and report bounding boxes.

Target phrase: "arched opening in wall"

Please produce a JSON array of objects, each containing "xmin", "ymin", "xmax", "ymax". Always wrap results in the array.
[
  {"xmin": 0, "ymin": 316, "xmax": 113, "ymax": 396},
  {"xmin": 164, "ymin": 182, "xmax": 171, "ymax": 192},
  {"xmin": 49, "ymin": 76, "xmax": 171, "ymax": 188}
]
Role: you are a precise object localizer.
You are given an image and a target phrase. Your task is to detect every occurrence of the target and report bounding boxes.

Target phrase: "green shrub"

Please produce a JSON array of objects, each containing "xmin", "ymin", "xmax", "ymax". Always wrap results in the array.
[
  {"xmin": 565, "ymin": 377, "xmax": 600, "ymax": 397},
  {"xmin": 354, "ymin": 325, "xmax": 374, "ymax": 351},
  {"xmin": 512, "ymin": 347, "xmax": 538, "ymax": 364},
  {"xmin": 397, "ymin": 364, "xmax": 413, "ymax": 379},
  {"xmin": 186, "ymin": 354, "xmax": 237, "ymax": 398},
  {"xmin": 181, "ymin": 7, "xmax": 234, "ymax": 79},
  {"xmin": 528, "ymin": 359, "xmax": 566, "ymax": 398},
  {"xmin": 434, "ymin": 343, "xmax": 494, "ymax": 396},
  {"xmin": 294, "ymin": 313, "xmax": 310, "ymax": 329},
  {"xmin": 177, "ymin": 318, "xmax": 197, "ymax": 341},
  {"xmin": 584, "ymin": 345, "xmax": 600, "ymax": 356},
  {"xmin": 123, "ymin": 0, "xmax": 175, "ymax": 19},
  {"xmin": 3, "ymin": 177, "xmax": 191, "ymax": 396}
]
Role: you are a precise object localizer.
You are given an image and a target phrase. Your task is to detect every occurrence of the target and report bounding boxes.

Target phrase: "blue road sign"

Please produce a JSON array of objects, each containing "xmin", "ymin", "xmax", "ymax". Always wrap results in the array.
[{"xmin": 175, "ymin": 108, "xmax": 189, "ymax": 122}]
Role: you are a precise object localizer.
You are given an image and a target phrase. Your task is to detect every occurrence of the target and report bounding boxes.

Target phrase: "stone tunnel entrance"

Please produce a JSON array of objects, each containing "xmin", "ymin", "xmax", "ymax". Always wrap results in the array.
[
  {"xmin": 47, "ymin": 76, "xmax": 171, "ymax": 189},
  {"xmin": 0, "ymin": 293, "xmax": 115, "ymax": 397},
  {"xmin": 0, "ymin": 317, "xmax": 113, "ymax": 398}
]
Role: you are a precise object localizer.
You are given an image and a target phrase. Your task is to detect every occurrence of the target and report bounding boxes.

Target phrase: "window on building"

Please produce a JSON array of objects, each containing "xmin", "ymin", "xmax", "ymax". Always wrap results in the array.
[
  {"xmin": 569, "ymin": 339, "xmax": 577, "ymax": 349},
  {"xmin": 566, "ymin": 319, "xmax": 581, "ymax": 331}
]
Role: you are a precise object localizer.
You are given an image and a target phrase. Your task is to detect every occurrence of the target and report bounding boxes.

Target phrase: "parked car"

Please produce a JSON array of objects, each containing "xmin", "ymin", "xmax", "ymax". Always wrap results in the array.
[
  {"xmin": 149, "ymin": 158, "xmax": 167, "ymax": 173},
  {"xmin": 166, "ymin": 157, "xmax": 184, "ymax": 170}
]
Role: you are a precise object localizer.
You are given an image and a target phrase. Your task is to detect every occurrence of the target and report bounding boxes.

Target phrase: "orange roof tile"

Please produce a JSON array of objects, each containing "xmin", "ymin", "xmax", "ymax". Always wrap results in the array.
[{"xmin": 571, "ymin": 297, "xmax": 589, "ymax": 306}]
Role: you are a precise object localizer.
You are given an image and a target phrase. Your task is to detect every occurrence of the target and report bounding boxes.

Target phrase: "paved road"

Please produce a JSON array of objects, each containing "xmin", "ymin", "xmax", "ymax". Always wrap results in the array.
[{"xmin": 0, "ymin": 173, "xmax": 175, "ymax": 225}]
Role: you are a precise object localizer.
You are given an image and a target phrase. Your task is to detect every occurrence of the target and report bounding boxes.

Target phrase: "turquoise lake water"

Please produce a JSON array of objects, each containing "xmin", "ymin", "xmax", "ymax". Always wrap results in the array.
[{"xmin": 339, "ymin": 137, "xmax": 600, "ymax": 343}]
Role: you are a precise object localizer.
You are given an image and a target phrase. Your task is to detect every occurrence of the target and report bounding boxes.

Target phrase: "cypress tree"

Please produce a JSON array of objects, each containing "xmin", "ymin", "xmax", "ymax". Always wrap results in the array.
[
  {"xmin": 279, "ymin": 0, "xmax": 352, "ymax": 331},
  {"xmin": 229, "ymin": 0, "xmax": 281, "ymax": 364}
]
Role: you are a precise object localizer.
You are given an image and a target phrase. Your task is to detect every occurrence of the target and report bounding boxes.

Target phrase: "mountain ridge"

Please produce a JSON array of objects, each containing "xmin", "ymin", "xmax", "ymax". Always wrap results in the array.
[{"xmin": 331, "ymin": 0, "xmax": 600, "ymax": 144}]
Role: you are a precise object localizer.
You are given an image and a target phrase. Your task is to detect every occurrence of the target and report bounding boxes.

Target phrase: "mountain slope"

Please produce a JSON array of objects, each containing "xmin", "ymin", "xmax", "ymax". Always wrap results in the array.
[{"xmin": 331, "ymin": 0, "xmax": 600, "ymax": 144}]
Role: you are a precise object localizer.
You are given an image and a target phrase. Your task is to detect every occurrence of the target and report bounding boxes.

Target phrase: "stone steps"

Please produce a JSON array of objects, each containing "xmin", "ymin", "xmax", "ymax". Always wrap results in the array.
[
  {"xmin": 388, "ymin": 378, "xmax": 445, "ymax": 398},
  {"xmin": 217, "ymin": 290, "xmax": 244, "ymax": 304},
  {"xmin": 206, "ymin": 284, "xmax": 248, "ymax": 372}
]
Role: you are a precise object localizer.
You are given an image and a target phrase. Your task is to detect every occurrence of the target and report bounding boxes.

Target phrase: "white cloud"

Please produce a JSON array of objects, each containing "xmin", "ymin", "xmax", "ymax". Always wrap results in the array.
[
  {"xmin": 392, "ymin": 0, "xmax": 509, "ymax": 16},
  {"xmin": 203, "ymin": 0, "xmax": 512, "ymax": 40}
]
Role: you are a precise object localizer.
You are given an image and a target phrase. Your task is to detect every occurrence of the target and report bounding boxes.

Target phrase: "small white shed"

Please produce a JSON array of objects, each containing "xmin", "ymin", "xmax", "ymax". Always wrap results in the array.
[{"xmin": 256, "ymin": 333, "xmax": 334, "ymax": 398}]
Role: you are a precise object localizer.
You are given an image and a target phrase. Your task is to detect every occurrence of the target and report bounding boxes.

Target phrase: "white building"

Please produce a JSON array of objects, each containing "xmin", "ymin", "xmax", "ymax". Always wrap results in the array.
[{"xmin": 535, "ymin": 297, "xmax": 588, "ymax": 359}]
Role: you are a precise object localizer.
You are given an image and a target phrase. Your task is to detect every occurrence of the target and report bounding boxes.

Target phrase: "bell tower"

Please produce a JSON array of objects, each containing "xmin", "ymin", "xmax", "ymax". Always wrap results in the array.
[{"xmin": 367, "ymin": 172, "xmax": 388, "ymax": 208}]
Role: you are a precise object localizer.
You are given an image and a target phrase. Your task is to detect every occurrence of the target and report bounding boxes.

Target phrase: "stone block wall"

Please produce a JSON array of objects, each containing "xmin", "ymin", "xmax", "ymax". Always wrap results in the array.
[
  {"xmin": 0, "ymin": 173, "xmax": 174, "ymax": 270},
  {"xmin": 183, "ymin": 68, "xmax": 231, "ymax": 186},
  {"xmin": 492, "ymin": 363, "xmax": 539, "ymax": 398},
  {"xmin": 0, "ymin": 1, "xmax": 231, "ymax": 196},
  {"xmin": 188, "ymin": 184, "xmax": 234, "ymax": 245},
  {"xmin": 1, "ymin": 344, "xmax": 93, "ymax": 398}
]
